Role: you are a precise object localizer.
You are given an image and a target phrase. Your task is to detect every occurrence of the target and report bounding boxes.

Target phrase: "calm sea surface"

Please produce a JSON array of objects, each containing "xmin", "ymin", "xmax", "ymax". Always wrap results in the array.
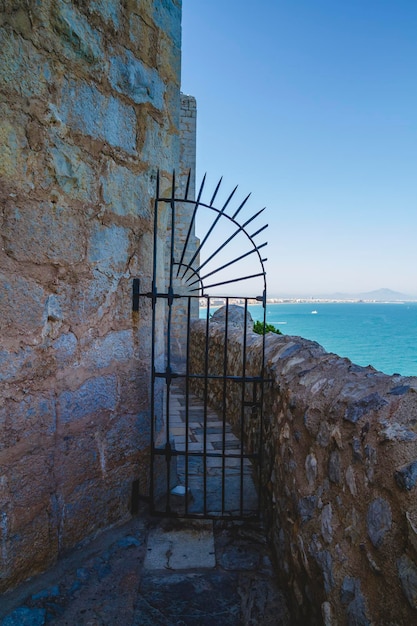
[{"xmin": 246, "ymin": 302, "xmax": 417, "ymax": 377}]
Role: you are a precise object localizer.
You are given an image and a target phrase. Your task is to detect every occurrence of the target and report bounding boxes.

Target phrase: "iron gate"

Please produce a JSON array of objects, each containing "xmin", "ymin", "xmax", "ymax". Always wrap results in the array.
[{"xmin": 133, "ymin": 171, "xmax": 268, "ymax": 519}]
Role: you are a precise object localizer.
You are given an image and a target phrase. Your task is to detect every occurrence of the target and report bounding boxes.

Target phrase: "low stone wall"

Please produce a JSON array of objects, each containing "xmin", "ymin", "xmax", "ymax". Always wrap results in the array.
[{"xmin": 190, "ymin": 309, "xmax": 417, "ymax": 624}]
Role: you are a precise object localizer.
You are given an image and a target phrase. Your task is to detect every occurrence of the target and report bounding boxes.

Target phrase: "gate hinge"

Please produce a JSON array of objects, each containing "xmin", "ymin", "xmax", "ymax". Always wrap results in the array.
[{"xmin": 132, "ymin": 278, "xmax": 140, "ymax": 311}]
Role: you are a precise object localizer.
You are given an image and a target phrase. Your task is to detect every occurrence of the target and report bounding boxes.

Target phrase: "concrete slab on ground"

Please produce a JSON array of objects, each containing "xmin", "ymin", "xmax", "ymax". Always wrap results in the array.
[{"xmin": 144, "ymin": 521, "xmax": 216, "ymax": 570}]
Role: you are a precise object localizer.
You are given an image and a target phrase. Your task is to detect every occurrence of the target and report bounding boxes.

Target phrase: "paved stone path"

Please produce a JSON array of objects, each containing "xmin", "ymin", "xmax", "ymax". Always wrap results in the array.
[
  {"xmin": 0, "ymin": 386, "xmax": 290, "ymax": 625},
  {"xmin": 154, "ymin": 382, "xmax": 258, "ymax": 517},
  {"xmin": 0, "ymin": 510, "xmax": 290, "ymax": 625}
]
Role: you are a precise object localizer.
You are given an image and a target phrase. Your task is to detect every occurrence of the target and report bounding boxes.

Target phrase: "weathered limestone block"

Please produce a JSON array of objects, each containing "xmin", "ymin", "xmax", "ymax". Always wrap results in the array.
[
  {"xmin": 0, "ymin": 29, "xmax": 51, "ymax": 98},
  {"xmin": 89, "ymin": 0, "xmax": 121, "ymax": 28},
  {"xmin": 3, "ymin": 203, "xmax": 85, "ymax": 264},
  {"xmin": 58, "ymin": 375, "xmax": 118, "ymax": 423},
  {"xmin": 101, "ymin": 160, "xmax": 153, "ymax": 218},
  {"xmin": 88, "ymin": 223, "xmax": 131, "ymax": 275},
  {"xmin": 50, "ymin": 0, "xmax": 105, "ymax": 69},
  {"xmin": 109, "ymin": 47, "xmax": 165, "ymax": 108},
  {"xmin": 59, "ymin": 79, "xmax": 137, "ymax": 154},
  {"xmin": 50, "ymin": 138, "xmax": 98, "ymax": 202},
  {"xmin": 190, "ymin": 306, "xmax": 417, "ymax": 624}
]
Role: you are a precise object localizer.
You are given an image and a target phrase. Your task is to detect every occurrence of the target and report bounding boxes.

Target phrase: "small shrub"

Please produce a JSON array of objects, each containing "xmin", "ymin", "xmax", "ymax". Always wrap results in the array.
[{"xmin": 253, "ymin": 320, "xmax": 282, "ymax": 335}]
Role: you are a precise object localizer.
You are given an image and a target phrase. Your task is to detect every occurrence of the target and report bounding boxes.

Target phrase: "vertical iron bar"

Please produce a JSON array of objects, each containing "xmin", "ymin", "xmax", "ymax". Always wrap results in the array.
[
  {"xmin": 185, "ymin": 296, "xmax": 192, "ymax": 515},
  {"xmin": 221, "ymin": 298, "xmax": 229, "ymax": 515},
  {"xmin": 203, "ymin": 296, "xmax": 210, "ymax": 516},
  {"xmin": 257, "ymin": 288, "xmax": 267, "ymax": 518},
  {"xmin": 164, "ymin": 172, "xmax": 176, "ymax": 514},
  {"xmin": 149, "ymin": 172, "xmax": 160, "ymax": 514},
  {"xmin": 240, "ymin": 298, "xmax": 249, "ymax": 516}
]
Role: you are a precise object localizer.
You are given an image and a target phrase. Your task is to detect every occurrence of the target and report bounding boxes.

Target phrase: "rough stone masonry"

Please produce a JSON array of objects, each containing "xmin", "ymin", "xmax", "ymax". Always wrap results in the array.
[
  {"xmin": 190, "ymin": 307, "xmax": 417, "ymax": 624},
  {"xmin": 0, "ymin": 0, "xmax": 184, "ymax": 592}
]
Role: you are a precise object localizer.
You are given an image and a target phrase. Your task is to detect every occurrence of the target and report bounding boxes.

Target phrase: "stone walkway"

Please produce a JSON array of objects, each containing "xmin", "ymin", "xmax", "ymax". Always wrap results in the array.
[
  {"xmin": 0, "ymin": 385, "xmax": 290, "ymax": 625},
  {"xmin": 0, "ymin": 510, "xmax": 290, "ymax": 625},
  {"xmin": 154, "ymin": 381, "xmax": 258, "ymax": 518}
]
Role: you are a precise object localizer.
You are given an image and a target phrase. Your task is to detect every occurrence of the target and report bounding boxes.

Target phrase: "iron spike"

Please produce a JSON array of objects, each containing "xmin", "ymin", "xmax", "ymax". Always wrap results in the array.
[
  {"xmin": 176, "ymin": 173, "xmax": 206, "ymax": 277},
  {"xmin": 241, "ymin": 207, "xmax": 266, "ymax": 230},
  {"xmin": 232, "ymin": 193, "xmax": 251, "ymax": 220},
  {"xmin": 250, "ymin": 223, "xmax": 268, "ymax": 239},
  {"xmin": 171, "ymin": 169, "xmax": 176, "ymax": 199},
  {"xmin": 184, "ymin": 169, "xmax": 191, "ymax": 200},
  {"xmin": 209, "ymin": 177, "xmax": 223, "ymax": 206},
  {"xmin": 221, "ymin": 185, "xmax": 238, "ymax": 213}
]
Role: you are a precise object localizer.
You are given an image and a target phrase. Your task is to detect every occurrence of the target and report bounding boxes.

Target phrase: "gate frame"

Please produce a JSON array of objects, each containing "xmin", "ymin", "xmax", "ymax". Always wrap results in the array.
[{"xmin": 133, "ymin": 171, "xmax": 269, "ymax": 520}]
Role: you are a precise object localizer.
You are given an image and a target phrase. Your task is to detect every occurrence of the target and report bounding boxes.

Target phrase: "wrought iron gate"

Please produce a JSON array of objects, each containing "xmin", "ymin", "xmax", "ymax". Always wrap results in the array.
[{"xmin": 133, "ymin": 171, "xmax": 268, "ymax": 519}]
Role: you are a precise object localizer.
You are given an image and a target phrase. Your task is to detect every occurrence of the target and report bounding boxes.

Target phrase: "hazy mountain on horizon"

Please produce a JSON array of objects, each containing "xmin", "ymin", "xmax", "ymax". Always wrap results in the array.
[{"xmin": 334, "ymin": 288, "xmax": 415, "ymax": 301}]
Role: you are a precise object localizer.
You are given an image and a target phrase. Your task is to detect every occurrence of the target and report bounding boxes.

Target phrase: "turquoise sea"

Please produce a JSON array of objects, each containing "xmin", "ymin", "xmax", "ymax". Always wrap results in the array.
[{"xmin": 247, "ymin": 302, "xmax": 417, "ymax": 377}]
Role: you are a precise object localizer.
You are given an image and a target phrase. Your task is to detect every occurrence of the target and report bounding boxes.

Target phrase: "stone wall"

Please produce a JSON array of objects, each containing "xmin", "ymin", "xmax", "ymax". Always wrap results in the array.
[
  {"xmin": 190, "ymin": 309, "xmax": 417, "ymax": 624},
  {"xmin": 0, "ymin": 0, "xmax": 182, "ymax": 592},
  {"xmin": 165, "ymin": 93, "xmax": 199, "ymax": 368}
]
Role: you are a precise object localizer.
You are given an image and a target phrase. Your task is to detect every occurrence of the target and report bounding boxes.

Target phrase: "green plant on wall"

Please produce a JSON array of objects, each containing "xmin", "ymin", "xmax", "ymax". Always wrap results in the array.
[{"xmin": 253, "ymin": 320, "xmax": 282, "ymax": 335}]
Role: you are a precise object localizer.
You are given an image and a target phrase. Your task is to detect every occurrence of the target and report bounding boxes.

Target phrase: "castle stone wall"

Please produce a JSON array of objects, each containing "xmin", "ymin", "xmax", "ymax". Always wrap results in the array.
[
  {"xmin": 0, "ymin": 0, "xmax": 182, "ymax": 592},
  {"xmin": 190, "ymin": 310, "xmax": 417, "ymax": 624}
]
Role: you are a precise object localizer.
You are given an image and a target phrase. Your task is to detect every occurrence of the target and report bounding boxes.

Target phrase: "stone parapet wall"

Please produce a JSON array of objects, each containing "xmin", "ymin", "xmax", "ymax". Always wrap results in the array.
[
  {"xmin": 190, "ymin": 310, "xmax": 417, "ymax": 624},
  {"xmin": 0, "ymin": 0, "xmax": 181, "ymax": 592}
]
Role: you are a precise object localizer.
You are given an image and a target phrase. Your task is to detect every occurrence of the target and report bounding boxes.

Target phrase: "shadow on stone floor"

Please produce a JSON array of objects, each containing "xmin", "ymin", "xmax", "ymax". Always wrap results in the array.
[{"xmin": 0, "ymin": 507, "xmax": 291, "ymax": 626}]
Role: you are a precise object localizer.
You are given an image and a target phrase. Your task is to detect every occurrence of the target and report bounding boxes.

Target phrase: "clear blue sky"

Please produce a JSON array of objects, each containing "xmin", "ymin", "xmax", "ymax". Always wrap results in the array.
[{"xmin": 181, "ymin": 0, "xmax": 417, "ymax": 297}]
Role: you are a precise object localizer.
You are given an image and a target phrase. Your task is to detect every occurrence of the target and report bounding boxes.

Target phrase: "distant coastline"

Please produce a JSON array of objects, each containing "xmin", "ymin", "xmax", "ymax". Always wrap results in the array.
[
  {"xmin": 199, "ymin": 288, "xmax": 417, "ymax": 307},
  {"xmin": 199, "ymin": 297, "xmax": 417, "ymax": 308}
]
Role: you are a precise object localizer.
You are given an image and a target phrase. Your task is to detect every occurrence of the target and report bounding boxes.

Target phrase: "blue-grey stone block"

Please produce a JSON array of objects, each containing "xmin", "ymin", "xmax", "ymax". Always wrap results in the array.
[
  {"xmin": 85, "ymin": 330, "xmax": 134, "ymax": 369},
  {"xmin": 88, "ymin": 0, "xmax": 120, "ymax": 28},
  {"xmin": 100, "ymin": 161, "xmax": 152, "ymax": 217},
  {"xmin": 309, "ymin": 544, "xmax": 334, "ymax": 594},
  {"xmin": 58, "ymin": 375, "xmax": 117, "ymax": 423},
  {"xmin": 388, "ymin": 385, "xmax": 410, "ymax": 396},
  {"xmin": 4, "ymin": 204, "xmax": 84, "ymax": 265},
  {"xmin": 50, "ymin": 139, "xmax": 97, "ymax": 201},
  {"xmin": 341, "ymin": 576, "xmax": 356, "ymax": 605},
  {"xmin": 398, "ymin": 554, "xmax": 417, "ymax": 609},
  {"xmin": 109, "ymin": 48, "xmax": 165, "ymax": 108},
  {"xmin": 15, "ymin": 394, "xmax": 57, "ymax": 436},
  {"xmin": 0, "ymin": 347, "xmax": 32, "ymax": 382},
  {"xmin": 152, "ymin": 0, "xmax": 181, "ymax": 47},
  {"xmin": 44, "ymin": 294, "xmax": 63, "ymax": 323},
  {"xmin": 395, "ymin": 460, "xmax": 417, "ymax": 491},
  {"xmin": 52, "ymin": 0, "xmax": 103, "ymax": 64},
  {"xmin": 59, "ymin": 79, "xmax": 137, "ymax": 153},
  {"xmin": 298, "ymin": 496, "xmax": 317, "ymax": 523},
  {"xmin": 279, "ymin": 344, "xmax": 301, "ymax": 359},
  {"xmin": 53, "ymin": 333, "xmax": 78, "ymax": 365},
  {"xmin": 344, "ymin": 393, "xmax": 387, "ymax": 423},
  {"xmin": 0, "ymin": 32, "xmax": 50, "ymax": 98},
  {"xmin": 340, "ymin": 577, "xmax": 370, "ymax": 625},
  {"xmin": 367, "ymin": 497, "xmax": 392, "ymax": 548},
  {"xmin": 329, "ymin": 450, "xmax": 342, "ymax": 484},
  {"xmin": 88, "ymin": 223, "xmax": 130, "ymax": 275},
  {"xmin": 106, "ymin": 412, "xmax": 150, "ymax": 458},
  {"xmin": 1, "ymin": 274, "xmax": 45, "ymax": 329}
]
